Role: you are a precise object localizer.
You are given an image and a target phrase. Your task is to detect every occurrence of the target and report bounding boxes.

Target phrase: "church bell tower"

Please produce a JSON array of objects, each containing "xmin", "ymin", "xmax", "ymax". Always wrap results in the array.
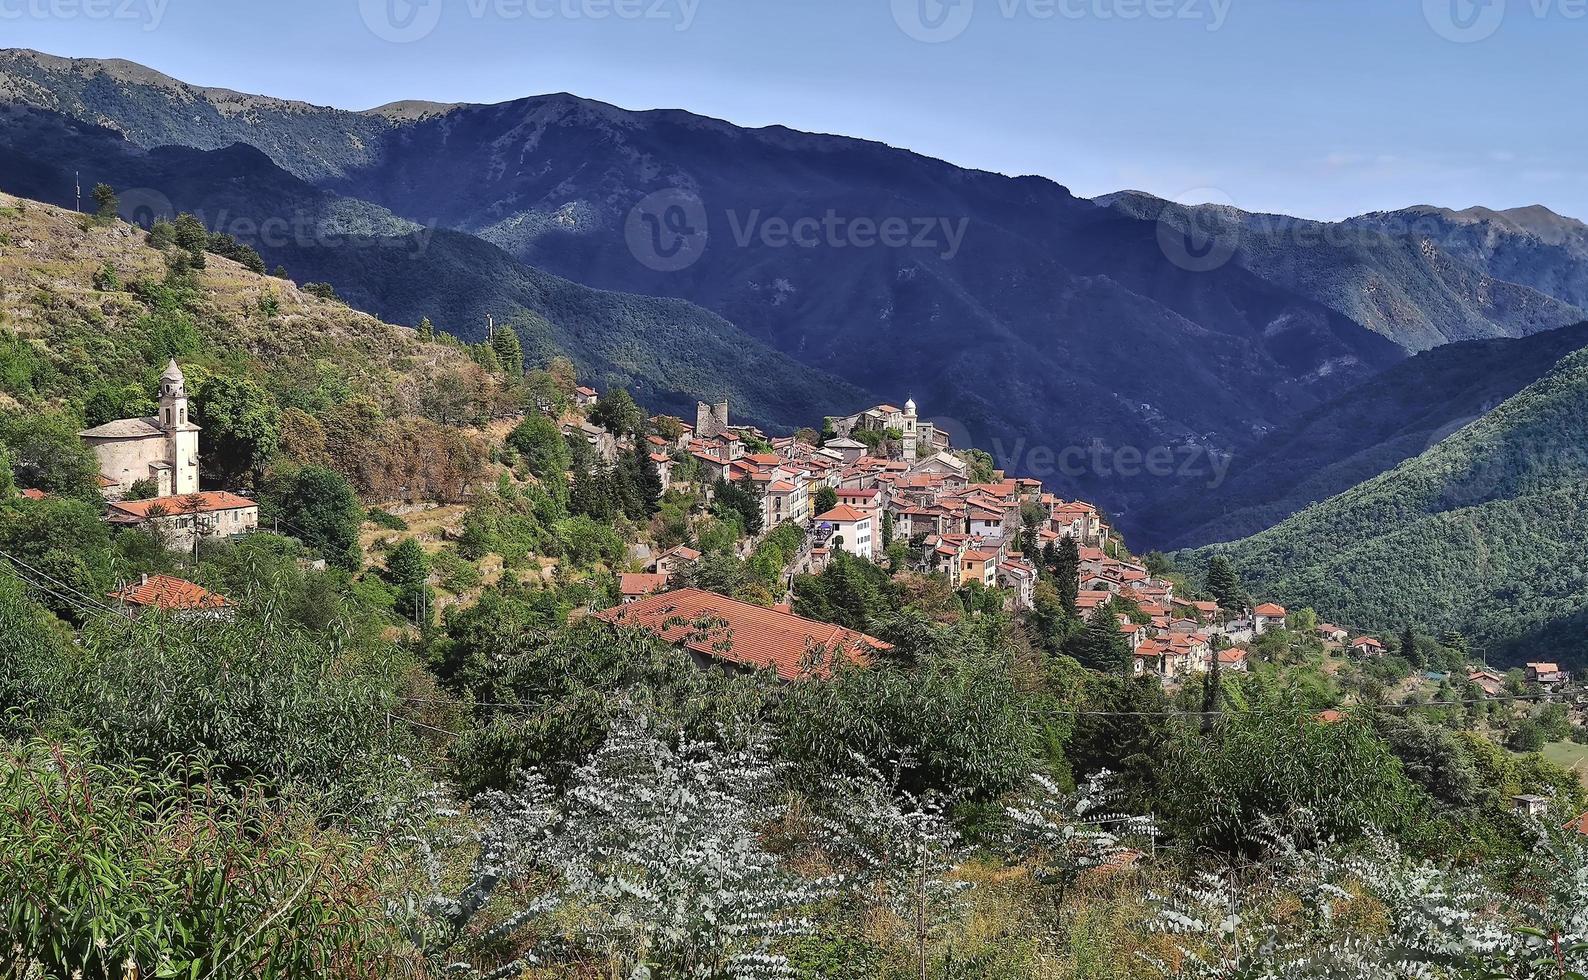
[{"xmin": 159, "ymin": 359, "xmax": 201, "ymax": 495}]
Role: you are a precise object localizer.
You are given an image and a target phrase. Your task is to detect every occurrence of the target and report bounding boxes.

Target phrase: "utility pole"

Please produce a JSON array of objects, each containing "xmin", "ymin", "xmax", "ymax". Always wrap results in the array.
[{"xmin": 74, "ymin": 171, "xmax": 81, "ymax": 213}]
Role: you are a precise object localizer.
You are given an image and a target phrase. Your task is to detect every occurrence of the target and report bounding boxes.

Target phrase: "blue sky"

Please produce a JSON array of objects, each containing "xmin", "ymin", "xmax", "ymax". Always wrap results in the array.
[{"xmin": 7, "ymin": 0, "xmax": 1585, "ymax": 219}]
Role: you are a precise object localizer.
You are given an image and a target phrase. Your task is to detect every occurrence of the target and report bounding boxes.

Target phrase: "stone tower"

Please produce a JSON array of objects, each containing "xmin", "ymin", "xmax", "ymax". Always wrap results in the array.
[
  {"xmin": 695, "ymin": 399, "xmax": 730, "ymax": 439},
  {"xmin": 159, "ymin": 359, "xmax": 201, "ymax": 495}
]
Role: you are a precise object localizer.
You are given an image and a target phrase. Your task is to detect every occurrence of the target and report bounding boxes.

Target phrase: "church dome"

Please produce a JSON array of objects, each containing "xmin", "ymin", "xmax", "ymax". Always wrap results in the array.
[
  {"xmin": 160, "ymin": 358, "xmax": 185, "ymax": 382},
  {"xmin": 905, "ymin": 397, "xmax": 917, "ymax": 414}
]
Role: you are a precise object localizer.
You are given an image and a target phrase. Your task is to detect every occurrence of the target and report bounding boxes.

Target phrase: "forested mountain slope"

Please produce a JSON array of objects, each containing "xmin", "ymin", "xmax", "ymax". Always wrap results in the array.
[
  {"xmin": 1184, "ymin": 344, "xmax": 1588, "ymax": 663},
  {"xmin": 1151, "ymin": 322, "xmax": 1588, "ymax": 548}
]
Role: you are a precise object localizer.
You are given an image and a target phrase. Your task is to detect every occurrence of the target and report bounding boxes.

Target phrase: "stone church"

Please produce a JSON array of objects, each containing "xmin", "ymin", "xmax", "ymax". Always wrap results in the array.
[{"xmin": 79, "ymin": 359, "xmax": 202, "ymax": 500}]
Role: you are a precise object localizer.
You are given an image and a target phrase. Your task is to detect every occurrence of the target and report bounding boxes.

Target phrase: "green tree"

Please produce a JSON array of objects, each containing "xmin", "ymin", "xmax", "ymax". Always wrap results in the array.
[
  {"xmin": 0, "ymin": 412, "xmax": 101, "ymax": 499},
  {"xmin": 192, "ymin": 375, "xmax": 280, "ymax": 487},
  {"xmin": 1065, "ymin": 604, "xmax": 1130, "ymax": 674},
  {"xmin": 385, "ymin": 538, "xmax": 432, "ymax": 625},
  {"xmin": 711, "ymin": 476, "xmax": 763, "ymax": 538},
  {"xmin": 507, "ymin": 415, "xmax": 573, "ymax": 480},
  {"xmin": 1054, "ymin": 536, "xmax": 1080, "ymax": 615},
  {"xmin": 812, "ymin": 484, "xmax": 838, "ymax": 516},
  {"xmin": 416, "ymin": 316, "xmax": 435, "ymax": 340},
  {"xmin": 1205, "ymin": 555, "xmax": 1245, "ymax": 610},
  {"xmin": 264, "ymin": 466, "xmax": 364, "ymax": 570},
  {"xmin": 491, "ymin": 324, "xmax": 524, "ymax": 377},
  {"xmin": 91, "ymin": 183, "xmax": 118, "ymax": 221},
  {"xmin": 590, "ymin": 389, "xmax": 643, "ymax": 436}
]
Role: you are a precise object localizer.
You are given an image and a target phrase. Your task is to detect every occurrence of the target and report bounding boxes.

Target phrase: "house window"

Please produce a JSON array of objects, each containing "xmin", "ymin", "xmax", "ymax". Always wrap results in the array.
[{"xmin": 180, "ymin": 408, "xmax": 186, "ymax": 424}]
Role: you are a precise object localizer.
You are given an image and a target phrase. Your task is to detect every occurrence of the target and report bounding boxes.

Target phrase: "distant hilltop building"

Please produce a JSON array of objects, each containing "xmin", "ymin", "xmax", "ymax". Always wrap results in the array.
[
  {"xmin": 78, "ymin": 360, "xmax": 259, "ymax": 550},
  {"xmin": 79, "ymin": 359, "xmax": 200, "ymax": 499},
  {"xmin": 829, "ymin": 398, "xmax": 947, "ymax": 462}
]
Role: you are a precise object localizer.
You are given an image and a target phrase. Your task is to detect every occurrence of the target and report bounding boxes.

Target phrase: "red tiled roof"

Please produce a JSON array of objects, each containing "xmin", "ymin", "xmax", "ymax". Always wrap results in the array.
[
  {"xmin": 108, "ymin": 491, "xmax": 256, "ymax": 521},
  {"xmin": 108, "ymin": 574, "xmax": 231, "ymax": 610},
  {"xmin": 19, "ymin": 488, "xmax": 47, "ymax": 501},
  {"xmin": 1352, "ymin": 637, "xmax": 1384, "ymax": 649},
  {"xmin": 1254, "ymin": 603, "xmax": 1288, "ymax": 617},
  {"xmin": 594, "ymin": 588, "xmax": 889, "ymax": 682},
  {"xmin": 620, "ymin": 573, "xmax": 670, "ymax": 597},
  {"xmin": 1565, "ymin": 811, "xmax": 1588, "ymax": 836},
  {"xmin": 1316, "ymin": 709, "xmax": 1345, "ymax": 724},
  {"xmin": 815, "ymin": 504, "xmax": 871, "ymax": 523}
]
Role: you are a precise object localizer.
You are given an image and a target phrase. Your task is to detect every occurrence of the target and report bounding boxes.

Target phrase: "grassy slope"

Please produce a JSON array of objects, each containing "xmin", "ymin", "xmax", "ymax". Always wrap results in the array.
[
  {"xmin": 1182, "ymin": 342, "xmax": 1588, "ymax": 664},
  {"xmin": 0, "ymin": 191, "xmax": 507, "ymax": 418}
]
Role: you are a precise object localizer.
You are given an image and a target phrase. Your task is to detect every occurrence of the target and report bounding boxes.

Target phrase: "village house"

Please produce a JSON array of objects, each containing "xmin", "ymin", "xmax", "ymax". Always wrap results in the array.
[
  {"xmin": 79, "ymin": 359, "xmax": 201, "ymax": 500},
  {"xmin": 619, "ymin": 572, "xmax": 671, "ymax": 603},
  {"xmin": 574, "ymin": 385, "xmax": 599, "ymax": 409},
  {"xmin": 1511, "ymin": 794, "xmax": 1550, "ymax": 818},
  {"xmin": 594, "ymin": 587, "xmax": 890, "ymax": 682},
  {"xmin": 651, "ymin": 544, "xmax": 702, "ymax": 579},
  {"xmin": 1252, "ymin": 603, "xmax": 1288, "ymax": 635},
  {"xmin": 1468, "ymin": 669, "xmax": 1506, "ymax": 697},
  {"xmin": 814, "ymin": 504, "xmax": 875, "ymax": 560},
  {"xmin": 107, "ymin": 573, "xmax": 233, "ymax": 620},
  {"xmin": 1526, "ymin": 662, "xmax": 1569, "ymax": 685},
  {"xmin": 1350, "ymin": 636, "xmax": 1385, "ymax": 657},
  {"xmin": 1316, "ymin": 623, "xmax": 1349, "ymax": 644},
  {"xmin": 105, "ymin": 491, "xmax": 259, "ymax": 552}
]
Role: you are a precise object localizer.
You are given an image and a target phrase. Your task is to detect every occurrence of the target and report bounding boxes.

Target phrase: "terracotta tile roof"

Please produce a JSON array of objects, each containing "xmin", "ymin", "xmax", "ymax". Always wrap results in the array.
[
  {"xmin": 575, "ymin": 386, "xmax": 598, "ymax": 396},
  {"xmin": 767, "ymin": 480, "xmax": 797, "ymax": 493},
  {"xmin": 107, "ymin": 491, "xmax": 257, "ymax": 521},
  {"xmin": 620, "ymin": 573, "xmax": 670, "ymax": 597},
  {"xmin": 108, "ymin": 574, "xmax": 231, "ymax": 610},
  {"xmin": 1254, "ymin": 603, "xmax": 1288, "ymax": 617},
  {"xmin": 1352, "ymin": 637, "xmax": 1384, "ymax": 649},
  {"xmin": 1316, "ymin": 709, "xmax": 1345, "ymax": 724},
  {"xmin": 19, "ymin": 488, "xmax": 47, "ymax": 501},
  {"xmin": 594, "ymin": 588, "xmax": 889, "ymax": 682},
  {"xmin": 1565, "ymin": 811, "xmax": 1588, "ymax": 836},
  {"xmin": 815, "ymin": 504, "xmax": 871, "ymax": 523},
  {"xmin": 1217, "ymin": 649, "xmax": 1247, "ymax": 665}
]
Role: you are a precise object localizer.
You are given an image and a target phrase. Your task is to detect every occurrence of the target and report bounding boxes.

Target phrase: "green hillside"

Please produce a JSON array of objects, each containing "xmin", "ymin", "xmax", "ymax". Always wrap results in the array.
[
  {"xmin": 1184, "ymin": 342, "xmax": 1588, "ymax": 664},
  {"xmin": 1151, "ymin": 322, "xmax": 1588, "ymax": 548}
]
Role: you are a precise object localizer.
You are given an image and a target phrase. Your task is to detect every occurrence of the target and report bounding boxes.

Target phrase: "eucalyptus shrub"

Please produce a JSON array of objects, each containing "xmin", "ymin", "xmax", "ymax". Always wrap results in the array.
[{"xmin": 0, "ymin": 740, "xmax": 411, "ymax": 980}]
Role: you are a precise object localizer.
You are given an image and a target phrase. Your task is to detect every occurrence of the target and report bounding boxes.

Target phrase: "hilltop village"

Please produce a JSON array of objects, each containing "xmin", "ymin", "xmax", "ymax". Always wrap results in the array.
[{"xmin": 42, "ymin": 360, "xmax": 1576, "ymax": 701}]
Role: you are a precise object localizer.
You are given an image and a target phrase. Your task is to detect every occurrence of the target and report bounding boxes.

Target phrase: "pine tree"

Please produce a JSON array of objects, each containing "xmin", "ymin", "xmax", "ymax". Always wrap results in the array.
[
  {"xmin": 416, "ymin": 316, "xmax": 435, "ymax": 341},
  {"xmin": 1067, "ymin": 604, "xmax": 1129, "ymax": 674},
  {"xmin": 1401, "ymin": 625, "xmax": 1424, "ymax": 668},
  {"xmin": 92, "ymin": 183, "xmax": 118, "ymax": 221},
  {"xmin": 1055, "ymin": 536, "xmax": 1080, "ymax": 615},
  {"xmin": 491, "ymin": 324, "xmax": 524, "ymax": 377},
  {"xmin": 1206, "ymin": 555, "xmax": 1244, "ymax": 610}
]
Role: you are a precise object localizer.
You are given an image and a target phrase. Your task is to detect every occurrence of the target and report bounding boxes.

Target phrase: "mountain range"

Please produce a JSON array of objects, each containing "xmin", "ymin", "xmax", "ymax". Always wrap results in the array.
[{"xmin": 4, "ymin": 48, "xmax": 1588, "ymax": 565}]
